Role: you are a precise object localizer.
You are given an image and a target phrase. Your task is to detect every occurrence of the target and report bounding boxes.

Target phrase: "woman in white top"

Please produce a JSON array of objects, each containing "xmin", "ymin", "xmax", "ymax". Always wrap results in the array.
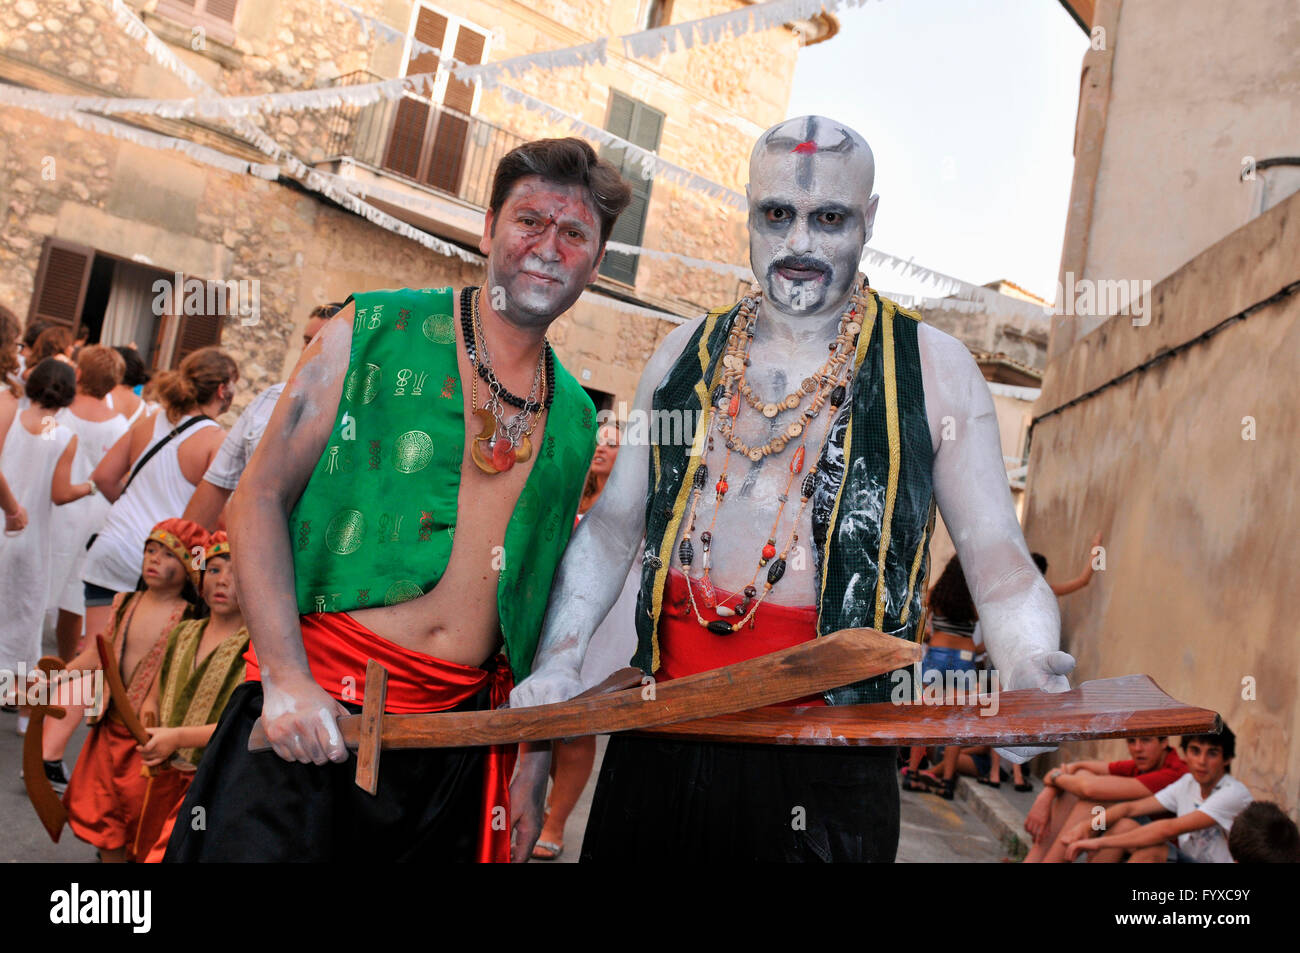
[
  {"xmin": 83, "ymin": 346, "xmax": 236, "ymax": 646},
  {"xmin": 0, "ymin": 360, "xmax": 95, "ymax": 723},
  {"xmin": 47, "ymin": 346, "xmax": 130, "ymax": 659},
  {"xmin": 0, "ymin": 306, "xmax": 28, "ymax": 534},
  {"xmin": 106, "ymin": 344, "xmax": 150, "ymax": 428}
]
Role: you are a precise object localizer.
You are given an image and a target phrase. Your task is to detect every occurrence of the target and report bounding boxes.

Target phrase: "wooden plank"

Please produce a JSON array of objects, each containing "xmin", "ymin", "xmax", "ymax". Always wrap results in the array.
[
  {"xmin": 353, "ymin": 659, "xmax": 388, "ymax": 795},
  {"xmin": 635, "ymin": 675, "xmax": 1220, "ymax": 747},
  {"xmin": 248, "ymin": 627, "xmax": 922, "ymax": 752}
]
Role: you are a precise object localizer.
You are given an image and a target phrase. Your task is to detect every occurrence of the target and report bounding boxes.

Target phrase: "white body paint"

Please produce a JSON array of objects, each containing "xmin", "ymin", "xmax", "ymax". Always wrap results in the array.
[{"xmin": 513, "ymin": 118, "xmax": 1071, "ymax": 762}]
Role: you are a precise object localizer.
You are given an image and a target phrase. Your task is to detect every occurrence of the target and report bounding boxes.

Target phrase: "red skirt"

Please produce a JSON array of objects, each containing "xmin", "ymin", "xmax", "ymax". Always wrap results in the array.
[
  {"xmin": 64, "ymin": 718, "xmax": 150, "ymax": 855},
  {"xmin": 134, "ymin": 769, "xmax": 193, "ymax": 863},
  {"xmin": 659, "ymin": 568, "xmax": 826, "ymax": 706}
]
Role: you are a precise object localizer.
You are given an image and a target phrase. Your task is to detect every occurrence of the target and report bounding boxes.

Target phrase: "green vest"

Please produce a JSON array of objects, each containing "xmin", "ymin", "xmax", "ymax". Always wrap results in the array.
[
  {"xmin": 634, "ymin": 290, "xmax": 935, "ymax": 704},
  {"xmin": 289, "ymin": 287, "xmax": 596, "ymax": 682}
]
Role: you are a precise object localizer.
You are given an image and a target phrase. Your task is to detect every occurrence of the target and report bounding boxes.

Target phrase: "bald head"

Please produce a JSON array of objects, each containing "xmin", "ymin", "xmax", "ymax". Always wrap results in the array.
[{"xmin": 747, "ymin": 116, "xmax": 878, "ymax": 317}]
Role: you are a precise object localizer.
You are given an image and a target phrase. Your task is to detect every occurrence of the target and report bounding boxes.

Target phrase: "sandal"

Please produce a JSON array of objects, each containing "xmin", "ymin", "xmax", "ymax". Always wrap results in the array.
[
  {"xmin": 1014, "ymin": 779, "xmax": 1033, "ymax": 792},
  {"xmin": 977, "ymin": 776, "xmax": 1001, "ymax": 789},
  {"xmin": 531, "ymin": 840, "xmax": 564, "ymax": 861},
  {"xmin": 934, "ymin": 777, "xmax": 957, "ymax": 800},
  {"xmin": 902, "ymin": 768, "xmax": 941, "ymax": 793}
]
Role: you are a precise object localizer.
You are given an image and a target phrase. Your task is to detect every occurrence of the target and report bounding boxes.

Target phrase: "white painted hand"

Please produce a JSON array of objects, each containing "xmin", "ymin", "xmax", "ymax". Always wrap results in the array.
[
  {"xmin": 508, "ymin": 661, "xmax": 584, "ymax": 710},
  {"xmin": 508, "ymin": 744, "xmax": 552, "ymax": 863},
  {"xmin": 996, "ymin": 650, "xmax": 1075, "ymax": 764},
  {"xmin": 260, "ymin": 673, "xmax": 350, "ymax": 765}
]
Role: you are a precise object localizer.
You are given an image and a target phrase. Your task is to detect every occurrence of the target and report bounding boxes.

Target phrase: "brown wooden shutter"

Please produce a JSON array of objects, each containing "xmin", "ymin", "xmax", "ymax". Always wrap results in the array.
[
  {"xmin": 384, "ymin": 97, "xmax": 431, "ymax": 179},
  {"xmin": 203, "ymin": 0, "xmax": 238, "ymax": 24},
  {"xmin": 409, "ymin": 8, "xmax": 447, "ymax": 78},
  {"xmin": 443, "ymin": 26, "xmax": 485, "ymax": 114},
  {"xmin": 29, "ymin": 237, "xmax": 94, "ymax": 332},
  {"xmin": 599, "ymin": 93, "xmax": 664, "ymax": 285},
  {"xmin": 168, "ymin": 277, "xmax": 224, "ymax": 368}
]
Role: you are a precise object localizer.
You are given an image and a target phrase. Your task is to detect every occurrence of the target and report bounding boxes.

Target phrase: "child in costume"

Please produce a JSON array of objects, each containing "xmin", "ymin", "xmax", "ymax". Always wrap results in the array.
[
  {"xmin": 57, "ymin": 518, "xmax": 208, "ymax": 861},
  {"xmin": 134, "ymin": 531, "xmax": 249, "ymax": 862}
]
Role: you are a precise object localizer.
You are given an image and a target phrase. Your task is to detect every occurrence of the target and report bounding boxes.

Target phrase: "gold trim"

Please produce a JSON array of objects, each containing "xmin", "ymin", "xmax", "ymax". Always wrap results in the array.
[
  {"xmin": 873, "ymin": 299, "xmax": 903, "ymax": 630},
  {"xmin": 900, "ymin": 499, "xmax": 936, "ymax": 626},
  {"xmin": 816, "ymin": 291, "xmax": 880, "ymax": 633},
  {"xmin": 648, "ymin": 306, "xmax": 730, "ymax": 673}
]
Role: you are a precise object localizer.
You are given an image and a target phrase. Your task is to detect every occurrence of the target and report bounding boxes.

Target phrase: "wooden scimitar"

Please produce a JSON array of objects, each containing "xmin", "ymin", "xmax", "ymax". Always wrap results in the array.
[
  {"xmin": 636, "ymin": 675, "xmax": 1220, "ymax": 746},
  {"xmin": 247, "ymin": 627, "xmax": 923, "ymax": 793}
]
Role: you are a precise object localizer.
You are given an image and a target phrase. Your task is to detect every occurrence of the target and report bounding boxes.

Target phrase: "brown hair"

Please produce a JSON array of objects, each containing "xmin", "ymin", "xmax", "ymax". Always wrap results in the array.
[
  {"xmin": 31, "ymin": 326, "xmax": 74, "ymax": 365},
  {"xmin": 1228, "ymin": 801, "xmax": 1300, "ymax": 863},
  {"xmin": 0, "ymin": 305, "xmax": 21, "ymax": 397},
  {"xmin": 153, "ymin": 347, "xmax": 239, "ymax": 423},
  {"xmin": 489, "ymin": 138, "xmax": 632, "ymax": 247},
  {"xmin": 76, "ymin": 344, "xmax": 126, "ymax": 399}
]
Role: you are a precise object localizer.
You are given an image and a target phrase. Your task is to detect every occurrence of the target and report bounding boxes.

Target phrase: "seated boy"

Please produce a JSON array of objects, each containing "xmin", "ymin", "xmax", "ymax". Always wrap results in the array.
[
  {"xmin": 1024, "ymin": 735, "xmax": 1187, "ymax": 862},
  {"xmin": 1065, "ymin": 725, "xmax": 1251, "ymax": 863},
  {"xmin": 1227, "ymin": 801, "xmax": 1300, "ymax": 863}
]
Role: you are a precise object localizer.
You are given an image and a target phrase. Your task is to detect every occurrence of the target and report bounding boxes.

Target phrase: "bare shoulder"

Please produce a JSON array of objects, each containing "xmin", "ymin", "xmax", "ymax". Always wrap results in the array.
[
  {"xmin": 239, "ymin": 304, "xmax": 353, "ymax": 501},
  {"xmin": 917, "ymin": 321, "xmax": 988, "ymax": 407}
]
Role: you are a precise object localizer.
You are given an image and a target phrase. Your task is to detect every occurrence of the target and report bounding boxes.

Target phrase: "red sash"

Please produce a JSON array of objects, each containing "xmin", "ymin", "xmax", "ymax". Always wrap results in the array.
[
  {"xmin": 659, "ymin": 568, "xmax": 826, "ymax": 707},
  {"xmin": 243, "ymin": 613, "xmax": 516, "ymax": 863}
]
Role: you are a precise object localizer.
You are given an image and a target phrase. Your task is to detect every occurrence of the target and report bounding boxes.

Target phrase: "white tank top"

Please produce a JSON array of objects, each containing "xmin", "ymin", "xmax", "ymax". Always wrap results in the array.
[{"xmin": 82, "ymin": 411, "xmax": 219, "ymax": 592}]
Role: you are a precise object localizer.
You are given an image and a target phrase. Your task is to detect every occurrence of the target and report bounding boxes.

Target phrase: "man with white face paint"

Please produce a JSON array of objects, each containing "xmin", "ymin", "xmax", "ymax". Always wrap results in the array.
[
  {"xmin": 164, "ymin": 139, "xmax": 631, "ymax": 863},
  {"xmin": 510, "ymin": 116, "xmax": 1073, "ymax": 862}
]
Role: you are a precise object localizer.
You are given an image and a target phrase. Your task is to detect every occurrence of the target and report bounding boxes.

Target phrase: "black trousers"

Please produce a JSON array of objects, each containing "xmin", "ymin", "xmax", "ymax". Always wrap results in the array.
[
  {"xmin": 163, "ymin": 682, "xmax": 486, "ymax": 862},
  {"xmin": 580, "ymin": 735, "xmax": 900, "ymax": 863}
]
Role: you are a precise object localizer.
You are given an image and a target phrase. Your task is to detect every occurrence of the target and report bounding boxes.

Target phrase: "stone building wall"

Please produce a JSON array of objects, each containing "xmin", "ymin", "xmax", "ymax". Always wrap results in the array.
[
  {"xmin": 1024, "ymin": 188, "xmax": 1300, "ymax": 811},
  {"xmin": 1, "ymin": 0, "xmax": 803, "ymax": 412}
]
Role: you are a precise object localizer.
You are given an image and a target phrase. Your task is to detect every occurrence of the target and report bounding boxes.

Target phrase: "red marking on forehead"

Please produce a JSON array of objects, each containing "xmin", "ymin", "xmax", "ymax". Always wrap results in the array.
[{"xmin": 793, "ymin": 140, "xmax": 818, "ymax": 155}]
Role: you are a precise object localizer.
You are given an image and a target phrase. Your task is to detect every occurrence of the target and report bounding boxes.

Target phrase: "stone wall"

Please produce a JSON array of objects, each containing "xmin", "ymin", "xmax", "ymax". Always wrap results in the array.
[{"xmin": 1024, "ymin": 188, "xmax": 1300, "ymax": 811}]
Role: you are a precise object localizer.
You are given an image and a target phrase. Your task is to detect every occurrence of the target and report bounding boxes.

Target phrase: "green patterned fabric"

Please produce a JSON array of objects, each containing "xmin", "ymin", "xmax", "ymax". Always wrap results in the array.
[
  {"xmin": 157, "ymin": 618, "xmax": 249, "ymax": 766},
  {"xmin": 290, "ymin": 287, "xmax": 596, "ymax": 682},
  {"xmin": 634, "ymin": 289, "xmax": 935, "ymax": 704}
]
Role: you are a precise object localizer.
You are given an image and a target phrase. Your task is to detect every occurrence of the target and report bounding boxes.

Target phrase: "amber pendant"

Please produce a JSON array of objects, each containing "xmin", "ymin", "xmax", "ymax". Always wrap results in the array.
[{"xmin": 491, "ymin": 438, "xmax": 516, "ymax": 472}]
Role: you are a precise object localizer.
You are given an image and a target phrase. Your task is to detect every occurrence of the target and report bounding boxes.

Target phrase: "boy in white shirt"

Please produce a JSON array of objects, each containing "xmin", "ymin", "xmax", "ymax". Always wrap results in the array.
[{"xmin": 1065, "ymin": 725, "xmax": 1252, "ymax": 863}]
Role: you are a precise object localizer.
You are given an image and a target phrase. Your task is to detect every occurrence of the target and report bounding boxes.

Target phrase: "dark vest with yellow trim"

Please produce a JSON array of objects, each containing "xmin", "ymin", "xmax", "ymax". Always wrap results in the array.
[
  {"xmin": 634, "ymin": 289, "xmax": 935, "ymax": 705},
  {"xmin": 289, "ymin": 287, "xmax": 596, "ymax": 683}
]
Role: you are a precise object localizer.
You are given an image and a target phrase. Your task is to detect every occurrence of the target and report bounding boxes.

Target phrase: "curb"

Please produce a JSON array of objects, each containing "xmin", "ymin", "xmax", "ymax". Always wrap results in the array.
[{"xmin": 956, "ymin": 776, "xmax": 1032, "ymax": 859}]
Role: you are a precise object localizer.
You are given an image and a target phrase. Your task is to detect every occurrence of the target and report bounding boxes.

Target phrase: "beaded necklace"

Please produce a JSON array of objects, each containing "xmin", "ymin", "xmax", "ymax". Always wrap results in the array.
[{"xmin": 675, "ymin": 277, "xmax": 870, "ymax": 634}]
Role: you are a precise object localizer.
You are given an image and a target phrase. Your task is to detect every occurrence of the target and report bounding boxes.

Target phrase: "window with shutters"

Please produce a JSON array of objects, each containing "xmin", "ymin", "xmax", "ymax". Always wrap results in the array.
[
  {"xmin": 28, "ymin": 238, "xmax": 94, "ymax": 333},
  {"xmin": 155, "ymin": 0, "xmax": 239, "ymax": 46},
  {"xmin": 598, "ymin": 92, "xmax": 665, "ymax": 287},
  {"xmin": 383, "ymin": 4, "xmax": 491, "ymax": 196}
]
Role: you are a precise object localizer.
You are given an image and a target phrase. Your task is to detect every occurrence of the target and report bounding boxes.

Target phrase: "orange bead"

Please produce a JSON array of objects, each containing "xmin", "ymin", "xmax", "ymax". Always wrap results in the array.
[
  {"xmin": 790, "ymin": 446, "xmax": 805, "ymax": 474},
  {"xmin": 728, "ymin": 393, "xmax": 740, "ymax": 417}
]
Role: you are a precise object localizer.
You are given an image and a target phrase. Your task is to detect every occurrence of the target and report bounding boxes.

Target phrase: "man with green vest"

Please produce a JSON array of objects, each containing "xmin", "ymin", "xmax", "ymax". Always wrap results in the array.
[
  {"xmin": 164, "ymin": 138, "xmax": 630, "ymax": 863},
  {"xmin": 510, "ymin": 116, "xmax": 1076, "ymax": 862}
]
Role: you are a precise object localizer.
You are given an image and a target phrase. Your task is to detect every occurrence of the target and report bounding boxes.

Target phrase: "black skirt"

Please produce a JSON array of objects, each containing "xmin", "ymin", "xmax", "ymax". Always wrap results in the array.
[
  {"xmin": 580, "ymin": 735, "xmax": 900, "ymax": 862},
  {"xmin": 163, "ymin": 682, "xmax": 486, "ymax": 862}
]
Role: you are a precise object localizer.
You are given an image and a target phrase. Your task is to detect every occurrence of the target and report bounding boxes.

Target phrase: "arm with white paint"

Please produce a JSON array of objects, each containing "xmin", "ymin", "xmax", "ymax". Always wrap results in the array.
[
  {"xmin": 510, "ymin": 318, "xmax": 701, "ymax": 709},
  {"xmin": 226, "ymin": 307, "xmax": 353, "ymax": 765},
  {"xmin": 920, "ymin": 324, "xmax": 1073, "ymax": 761}
]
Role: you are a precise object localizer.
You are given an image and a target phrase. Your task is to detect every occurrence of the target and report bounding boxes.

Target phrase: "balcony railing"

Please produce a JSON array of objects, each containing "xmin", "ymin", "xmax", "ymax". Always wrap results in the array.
[{"xmin": 321, "ymin": 70, "xmax": 523, "ymax": 210}]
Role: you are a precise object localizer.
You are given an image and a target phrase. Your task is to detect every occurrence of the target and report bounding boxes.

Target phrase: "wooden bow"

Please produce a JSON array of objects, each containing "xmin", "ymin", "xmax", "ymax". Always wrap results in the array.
[
  {"xmin": 23, "ymin": 656, "xmax": 69, "ymax": 843},
  {"xmin": 96, "ymin": 634, "xmax": 151, "ymax": 746}
]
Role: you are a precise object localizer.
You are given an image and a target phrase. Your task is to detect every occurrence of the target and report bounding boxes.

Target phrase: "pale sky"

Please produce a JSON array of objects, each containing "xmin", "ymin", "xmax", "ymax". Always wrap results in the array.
[{"xmin": 786, "ymin": 0, "xmax": 1089, "ymax": 302}]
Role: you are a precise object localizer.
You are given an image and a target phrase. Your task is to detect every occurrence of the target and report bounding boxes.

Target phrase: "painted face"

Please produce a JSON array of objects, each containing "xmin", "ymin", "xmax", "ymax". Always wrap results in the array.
[
  {"xmin": 747, "ymin": 116, "xmax": 878, "ymax": 317},
  {"xmin": 141, "ymin": 539, "xmax": 185, "ymax": 591},
  {"xmin": 202, "ymin": 555, "xmax": 239, "ymax": 613},
  {"xmin": 1127, "ymin": 736, "xmax": 1166, "ymax": 772},
  {"xmin": 480, "ymin": 176, "xmax": 604, "ymax": 330}
]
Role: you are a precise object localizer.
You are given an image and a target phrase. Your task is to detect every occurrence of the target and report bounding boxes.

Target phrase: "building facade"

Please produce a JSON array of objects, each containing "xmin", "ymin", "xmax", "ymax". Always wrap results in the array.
[
  {"xmin": 1028, "ymin": 0, "xmax": 1300, "ymax": 810},
  {"xmin": 1, "ymin": 0, "xmax": 836, "ymax": 416}
]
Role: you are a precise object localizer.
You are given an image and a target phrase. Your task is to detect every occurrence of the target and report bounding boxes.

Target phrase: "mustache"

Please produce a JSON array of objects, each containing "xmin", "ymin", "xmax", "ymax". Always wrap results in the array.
[
  {"xmin": 521, "ymin": 256, "xmax": 565, "ymax": 280},
  {"xmin": 767, "ymin": 256, "xmax": 832, "ymax": 278}
]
